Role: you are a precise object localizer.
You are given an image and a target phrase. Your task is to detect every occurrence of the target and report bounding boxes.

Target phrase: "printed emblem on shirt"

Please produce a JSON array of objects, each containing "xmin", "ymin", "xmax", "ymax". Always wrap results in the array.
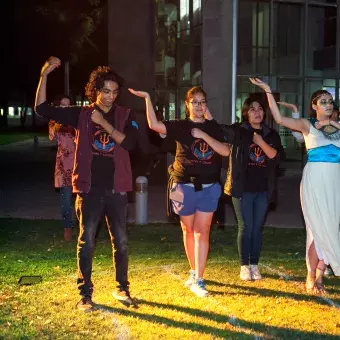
[
  {"xmin": 249, "ymin": 144, "xmax": 266, "ymax": 167},
  {"xmin": 92, "ymin": 128, "xmax": 116, "ymax": 154},
  {"xmin": 191, "ymin": 139, "xmax": 214, "ymax": 161}
]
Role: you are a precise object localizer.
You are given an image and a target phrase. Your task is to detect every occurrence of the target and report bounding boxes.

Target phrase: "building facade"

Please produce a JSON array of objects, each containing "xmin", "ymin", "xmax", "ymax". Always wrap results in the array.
[{"xmin": 109, "ymin": 0, "xmax": 340, "ymax": 161}]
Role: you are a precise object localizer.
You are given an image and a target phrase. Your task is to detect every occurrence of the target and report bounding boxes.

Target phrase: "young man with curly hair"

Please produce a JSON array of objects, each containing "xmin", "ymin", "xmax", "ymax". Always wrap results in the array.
[{"xmin": 35, "ymin": 57, "xmax": 139, "ymax": 311}]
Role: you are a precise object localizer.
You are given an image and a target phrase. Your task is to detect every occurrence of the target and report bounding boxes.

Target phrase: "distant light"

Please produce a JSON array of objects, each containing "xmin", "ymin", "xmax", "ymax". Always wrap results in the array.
[{"xmin": 8, "ymin": 107, "xmax": 14, "ymax": 116}]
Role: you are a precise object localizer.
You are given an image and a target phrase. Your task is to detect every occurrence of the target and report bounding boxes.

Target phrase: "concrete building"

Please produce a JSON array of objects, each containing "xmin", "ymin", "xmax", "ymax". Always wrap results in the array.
[{"xmin": 108, "ymin": 0, "xmax": 340, "ymax": 162}]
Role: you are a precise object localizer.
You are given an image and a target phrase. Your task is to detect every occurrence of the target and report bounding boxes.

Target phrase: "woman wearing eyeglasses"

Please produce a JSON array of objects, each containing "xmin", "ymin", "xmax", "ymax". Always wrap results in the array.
[
  {"xmin": 250, "ymin": 78, "xmax": 340, "ymax": 294},
  {"xmin": 129, "ymin": 86, "xmax": 230, "ymax": 297}
]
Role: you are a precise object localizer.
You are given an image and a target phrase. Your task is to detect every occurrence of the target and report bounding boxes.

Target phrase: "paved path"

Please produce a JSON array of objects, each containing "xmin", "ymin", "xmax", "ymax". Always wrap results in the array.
[{"xmin": 0, "ymin": 137, "xmax": 304, "ymax": 228}]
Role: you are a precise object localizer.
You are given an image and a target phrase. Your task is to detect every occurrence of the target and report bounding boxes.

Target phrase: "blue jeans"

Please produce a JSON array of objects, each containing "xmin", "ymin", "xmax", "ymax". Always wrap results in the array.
[
  {"xmin": 75, "ymin": 189, "xmax": 129, "ymax": 298},
  {"xmin": 232, "ymin": 192, "xmax": 268, "ymax": 266},
  {"xmin": 60, "ymin": 186, "xmax": 73, "ymax": 229}
]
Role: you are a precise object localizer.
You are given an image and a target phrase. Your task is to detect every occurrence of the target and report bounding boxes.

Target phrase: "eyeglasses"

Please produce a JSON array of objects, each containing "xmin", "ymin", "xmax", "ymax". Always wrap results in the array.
[{"xmin": 190, "ymin": 100, "xmax": 207, "ymax": 107}]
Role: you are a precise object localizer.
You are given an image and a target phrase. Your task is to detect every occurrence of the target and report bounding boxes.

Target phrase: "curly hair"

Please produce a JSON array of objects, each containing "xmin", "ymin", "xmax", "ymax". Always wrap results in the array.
[
  {"xmin": 309, "ymin": 90, "xmax": 333, "ymax": 118},
  {"xmin": 85, "ymin": 66, "xmax": 125, "ymax": 103}
]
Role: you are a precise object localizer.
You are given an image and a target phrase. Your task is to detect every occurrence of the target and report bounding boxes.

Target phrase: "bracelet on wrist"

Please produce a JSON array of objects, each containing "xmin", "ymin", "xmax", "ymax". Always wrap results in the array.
[
  {"xmin": 265, "ymin": 91, "xmax": 273, "ymax": 94},
  {"xmin": 110, "ymin": 127, "xmax": 115, "ymax": 135}
]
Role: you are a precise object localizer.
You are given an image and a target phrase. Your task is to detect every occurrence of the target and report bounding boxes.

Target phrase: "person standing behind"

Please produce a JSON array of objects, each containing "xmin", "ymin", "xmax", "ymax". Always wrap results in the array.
[
  {"xmin": 35, "ymin": 57, "xmax": 138, "ymax": 311},
  {"xmin": 129, "ymin": 86, "xmax": 230, "ymax": 297},
  {"xmin": 48, "ymin": 95, "xmax": 75, "ymax": 241}
]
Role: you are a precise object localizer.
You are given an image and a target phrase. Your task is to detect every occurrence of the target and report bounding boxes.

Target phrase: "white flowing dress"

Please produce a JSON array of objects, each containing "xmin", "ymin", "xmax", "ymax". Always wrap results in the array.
[{"xmin": 301, "ymin": 124, "xmax": 340, "ymax": 276}]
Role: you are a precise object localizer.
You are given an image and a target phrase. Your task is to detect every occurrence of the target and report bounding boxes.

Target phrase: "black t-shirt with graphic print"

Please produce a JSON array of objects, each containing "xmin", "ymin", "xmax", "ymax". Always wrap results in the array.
[
  {"xmin": 90, "ymin": 106, "xmax": 116, "ymax": 190},
  {"xmin": 163, "ymin": 119, "xmax": 225, "ymax": 181},
  {"xmin": 244, "ymin": 128, "xmax": 269, "ymax": 192},
  {"xmin": 90, "ymin": 105, "xmax": 138, "ymax": 190}
]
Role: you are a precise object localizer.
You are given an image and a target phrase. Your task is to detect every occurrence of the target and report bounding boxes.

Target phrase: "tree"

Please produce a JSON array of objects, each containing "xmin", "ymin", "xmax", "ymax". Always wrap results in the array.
[{"xmin": 3, "ymin": 0, "xmax": 108, "ymax": 128}]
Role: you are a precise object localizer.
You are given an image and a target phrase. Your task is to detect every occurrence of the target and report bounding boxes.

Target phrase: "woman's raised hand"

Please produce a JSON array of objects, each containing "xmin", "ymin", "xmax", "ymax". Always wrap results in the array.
[
  {"xmin": 249, "ymin": 78, "xmax": 271, "ymax": 92},
  {"xmin": 277, "ymin": 102, "xmax": 298, "ymax": 113},
  {"xmin": 315, "ymin": 120, "xmax": 330, "ymax": 129},
  {"xmin": 128, "ymin": 88, "xmax": 150, "ymax": 99}
]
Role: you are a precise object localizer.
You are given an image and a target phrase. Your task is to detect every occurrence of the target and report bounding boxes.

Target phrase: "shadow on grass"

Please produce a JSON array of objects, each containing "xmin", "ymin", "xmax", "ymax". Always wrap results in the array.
[
  {"xmin": 95, "ymin": 299, "xmax": 339, "ymax": 339},
  {"xmin": 206, "ymin": 279, "xmax": 340, "ymax": 306}
]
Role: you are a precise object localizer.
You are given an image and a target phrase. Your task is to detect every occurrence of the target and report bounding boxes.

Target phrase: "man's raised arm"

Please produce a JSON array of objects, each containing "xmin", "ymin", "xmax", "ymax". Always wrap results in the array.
[{"xmin": 35, "ymin": 57, "xmax": 61, "ymax": 109}]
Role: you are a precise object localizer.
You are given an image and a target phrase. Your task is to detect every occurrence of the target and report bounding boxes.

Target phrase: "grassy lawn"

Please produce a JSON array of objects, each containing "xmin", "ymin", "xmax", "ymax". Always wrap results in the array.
[
  {"xmin": 0, "ymin": 132, "xmax": 47, "ymax": 146},
  {"xmin": 0, "ymin": 219, "xmax": 339, "ymax": 339}
]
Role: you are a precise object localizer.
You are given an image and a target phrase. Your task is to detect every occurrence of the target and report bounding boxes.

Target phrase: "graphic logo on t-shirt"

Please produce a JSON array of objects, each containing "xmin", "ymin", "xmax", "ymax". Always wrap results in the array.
[
  {"xmin": 249, "ymin": 144, "xmax": 265, "ymax": 166},
  {"xmin": 191, "ymin": 140, "xmax": 214, "ymax": 161},
  {"xmin": 92, "ymin": 129, "xmax": 116, "ymax": 153}
]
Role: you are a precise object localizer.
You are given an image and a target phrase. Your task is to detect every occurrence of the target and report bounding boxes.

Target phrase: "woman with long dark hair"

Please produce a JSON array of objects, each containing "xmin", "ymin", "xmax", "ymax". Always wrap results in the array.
[
  {"xmin": 129, "ymin": 86, "xmax": 230, "ymax": 297},
  {"xmin": 250, "ymin": 78, "xmax": 340, "ymax": 294},
  {"xmin": 220, "ymin": 97, "xmax": 282, "ymax": 281}
]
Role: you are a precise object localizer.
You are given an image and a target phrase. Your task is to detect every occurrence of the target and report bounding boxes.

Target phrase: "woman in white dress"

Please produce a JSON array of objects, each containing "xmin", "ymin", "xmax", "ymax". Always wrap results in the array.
[{"xmin": 250, "ymin": 78, "xmax": 340, "ymax": 294}]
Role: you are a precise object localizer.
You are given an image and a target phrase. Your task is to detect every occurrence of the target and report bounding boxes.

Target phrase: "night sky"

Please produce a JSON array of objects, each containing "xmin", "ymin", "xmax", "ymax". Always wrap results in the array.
[{"xmin": 3, "ymin": 0, "xmax": 108, "ymax": 107}]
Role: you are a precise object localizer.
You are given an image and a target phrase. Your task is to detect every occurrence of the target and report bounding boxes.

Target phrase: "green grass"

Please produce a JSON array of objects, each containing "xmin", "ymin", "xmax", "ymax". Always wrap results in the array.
[
  {"xmin": 0, "ymin": 132, "xmax": 47, "ymax": 146},
  {"xmin": 0, "ymin": 219, "xmax": 339, "ymax": 339}
]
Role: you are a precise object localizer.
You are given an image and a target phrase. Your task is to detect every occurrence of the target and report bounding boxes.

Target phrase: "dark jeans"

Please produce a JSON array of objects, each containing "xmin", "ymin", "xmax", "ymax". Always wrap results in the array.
[
  {"xmin": 232, "ymin": 192, "xmax": 268, "ymax": 266},
  {"xmin": 75, "ymin": 188, "xmax": 129, "ymax": 298},
  {"xmin": 60, "ymin": 186, "xmax": 73, "ymax": 229}
]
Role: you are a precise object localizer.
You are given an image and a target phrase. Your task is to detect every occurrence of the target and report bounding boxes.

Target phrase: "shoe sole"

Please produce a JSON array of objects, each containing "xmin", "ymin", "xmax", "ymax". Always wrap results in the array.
[
  {"xmin": 190, "ymin": 287, "xmax": 209, "ymax": 297},
  {"xmin": 240, "ymin": 276, "xmax": 252, "ymax": 281},
  {"xmin": 112, "ymin": 293, "xmax": 133, "ymax": 304}
]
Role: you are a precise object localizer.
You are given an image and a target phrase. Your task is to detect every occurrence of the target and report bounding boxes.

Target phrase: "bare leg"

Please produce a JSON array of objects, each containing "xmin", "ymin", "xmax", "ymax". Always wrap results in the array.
[
  {"xmin": 306, "ymin": 241, "xmax": 327, "ymax": 294},
  {"xmin": 315, "ymin": 260, "xmax": 327, "ymax": 294},
  {"xmin": 180, "ymin": 215, "xmax": 195, "ymax": 270},
  {"xmin": 193, "ymin": 211, "xmax": 214, "ymax": 278},
  {"xmin": 306, "ymin": 241, "xmax": 318, "ymax": 293}
]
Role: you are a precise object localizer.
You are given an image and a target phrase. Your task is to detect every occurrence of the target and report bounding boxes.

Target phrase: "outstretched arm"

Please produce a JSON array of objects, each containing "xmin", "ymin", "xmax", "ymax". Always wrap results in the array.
[
  {"xmin": 249, "ymin": 78, "xmax": 309, "ymax": 135},
  {"xmin": 128, "ymin": 89, "xmax": 166, "ymax": 135},
  {"xmin": 191, "ymin": 129, "xmax": 230, "ymax": 156},
  {"xmin": 278, "ymin": 102, "xmax": 305, "ymax": 143}
]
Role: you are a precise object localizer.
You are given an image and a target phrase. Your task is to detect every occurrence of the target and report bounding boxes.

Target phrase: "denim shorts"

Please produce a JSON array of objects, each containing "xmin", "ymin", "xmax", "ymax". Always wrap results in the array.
[{"xmin": 169, "ymin": 182, "xmax": 222, "ymax": 216}]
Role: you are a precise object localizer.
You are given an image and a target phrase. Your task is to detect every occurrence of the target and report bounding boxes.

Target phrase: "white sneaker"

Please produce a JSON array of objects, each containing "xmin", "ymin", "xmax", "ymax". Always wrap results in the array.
[
  {"xmin": 184, "ymin": 270, "xmax": 196, "ymax": 288},
  {"xmin": 250, "ymin": 264, "xmax": 262, "ymax": 280},
  {"xmin": 190, "ymin": 278, "xmax": 209, "ymax": 297},
  {"xmin": 240, "ymin": 265, "xmax": 252, "ymax": 281}
]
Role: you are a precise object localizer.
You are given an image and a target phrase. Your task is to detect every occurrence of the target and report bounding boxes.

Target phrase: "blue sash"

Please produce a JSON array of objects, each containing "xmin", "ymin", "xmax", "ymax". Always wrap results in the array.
[{"xmin": 307, "ymin": 144, "xmax": 340, "ymax": 163}]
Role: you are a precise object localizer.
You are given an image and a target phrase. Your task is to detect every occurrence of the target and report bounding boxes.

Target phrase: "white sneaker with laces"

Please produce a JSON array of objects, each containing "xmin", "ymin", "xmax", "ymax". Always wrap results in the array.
[
  {"xmin": 184, "ymin": 270, "xmax": 196, "ymax": 288},
  {"xmin": 250, "ymin": 264, "xmax": 262, "ymax": 280},
  {"xmin": 190, "ymin": 278, "xmax": 208, "ymax": 297},
  {"xmin": 240, "ymin": 265, "xmax": 252, "ymax": 281}
]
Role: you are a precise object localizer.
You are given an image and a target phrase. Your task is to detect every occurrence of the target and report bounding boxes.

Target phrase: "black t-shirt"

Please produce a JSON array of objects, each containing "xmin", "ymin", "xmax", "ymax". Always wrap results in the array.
[
  {"xmin": 90, "ymin": 106, "xmax": 116, "ymax": 190},
  {"xmin": 243, "ymin": 127, "xmax": 281, "ymax": 192},
  {"xmin": 163, "ymin": 119, "xmax": 225, "ymax": 180}
]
